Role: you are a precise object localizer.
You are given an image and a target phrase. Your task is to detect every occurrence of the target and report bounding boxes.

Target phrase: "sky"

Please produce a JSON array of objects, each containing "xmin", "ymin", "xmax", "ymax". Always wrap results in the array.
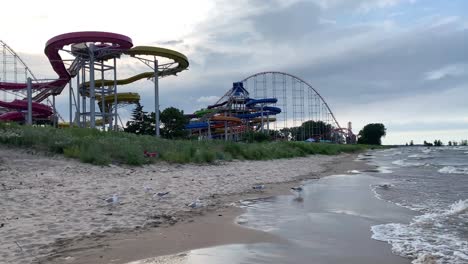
[{"xmin": 1, "ymin": 0, "xmax": 467, "ymax": 145}]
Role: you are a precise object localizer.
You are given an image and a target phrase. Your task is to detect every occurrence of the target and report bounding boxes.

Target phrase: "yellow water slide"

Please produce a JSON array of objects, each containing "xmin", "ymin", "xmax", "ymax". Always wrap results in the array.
[{"xmin": 83, "ymin": 46, "xmax": 189, "ymax": 87}]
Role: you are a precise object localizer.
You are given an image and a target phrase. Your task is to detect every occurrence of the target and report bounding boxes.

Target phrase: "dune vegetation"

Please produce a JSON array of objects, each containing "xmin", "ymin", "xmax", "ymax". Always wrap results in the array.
[{"xmin": 0, "ymin": 123, "xmax": 379, "ymax": 165}]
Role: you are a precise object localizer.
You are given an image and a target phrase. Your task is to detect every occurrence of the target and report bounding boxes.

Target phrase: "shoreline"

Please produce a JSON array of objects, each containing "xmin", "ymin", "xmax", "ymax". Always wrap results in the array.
[
  {"xmin": 0, "ymin": 147, "xmax": 370, "ymax": 264},
  {"xmin": 46, "ymin": 152, "xmax": 372, "ymax": 264}
]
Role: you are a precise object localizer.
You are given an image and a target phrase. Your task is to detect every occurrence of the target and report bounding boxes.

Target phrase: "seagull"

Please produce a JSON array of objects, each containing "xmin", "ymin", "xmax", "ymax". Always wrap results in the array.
[
  {"xmin": 291, "ymin": 186, "xmax": 304, "ymax": 197},
  {"xmin": 291, "ymin": 186, "xmax": 303, "ymax": 192},
  {"xmin": 187, "ymin": 198, "xmax": 201, "ymax": 208},
  {"xmin": 105, "ymin": 194, "xmax": 119, "ymax": 205},
  {"xmin": 252, "ymin": 184, "xmax": 265, "ymax": 190},
  {"xmin": 143, "ymin": 186, "xmax": 154, "ymax": 193},
  {"xmin": 153, "ymin": 191, "xmax": 170, "ymax": 198}
]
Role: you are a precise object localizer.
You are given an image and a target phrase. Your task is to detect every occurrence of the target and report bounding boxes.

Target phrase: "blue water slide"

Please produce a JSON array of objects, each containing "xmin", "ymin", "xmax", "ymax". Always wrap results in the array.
[
  {"xmin": 236, "ymin": 112, "xmax": 263, "ymax": 119},
  {"xmin": 185, "ymin": 122, "xmax": 209, "ymax": 129},
  {"xmin": 245, "ymin": 98, "xmax": 278, "ymax": 108},
  {"xmin": 263, "ymin": 106, "xmax": 281, "ymax": 115}
]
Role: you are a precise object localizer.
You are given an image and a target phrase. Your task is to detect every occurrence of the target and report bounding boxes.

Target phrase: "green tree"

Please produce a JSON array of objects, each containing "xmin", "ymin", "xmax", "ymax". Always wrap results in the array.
[
  {"xmin": 289, "ymin": 120, "xmax": 333, "ymax": 141},
  {"xmin": 160, "ymin": 107, "xmax": 189, "ymax": 139},
  {"xmin": 242, "ymin": 131, "xmax": 272, "ymax": 142},
  {"xmin": 124, "ymin": 102, "xmax": 156, "ymax": 135},
  {"xmin": 357, "ymin": 123, "xmax": 386, "ymax": 145}
]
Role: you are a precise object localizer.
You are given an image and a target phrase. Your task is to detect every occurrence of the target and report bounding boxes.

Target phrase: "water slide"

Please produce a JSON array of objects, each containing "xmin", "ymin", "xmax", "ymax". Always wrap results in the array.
[
  {"xmin": 0, "ymin": 32, "xmax": 133, "ymax": 121},
  {"xmin": 0, "ymin": 101, "xmax": 53, "ymax": 121},
  {"xmin": 79, "ymin": 46, "xmax": 188, "ymax": 126},
  {"xmin": 234, "ymin": 98, "xmax": 281, "ymax": 119},
  {"xmin": 0, "ymin": 33, "xmax": 189, "ymax": 122},
  {"xmin": 82, "ymin": 46, "xmax": 188, "ymax": 88},
  {"xmin": 185, "ymin": 115, "xmax": 242, "ymax": 131},
  {"xmin": 96, "ymin": 92, "xmax": 140, "ymax": 112}
]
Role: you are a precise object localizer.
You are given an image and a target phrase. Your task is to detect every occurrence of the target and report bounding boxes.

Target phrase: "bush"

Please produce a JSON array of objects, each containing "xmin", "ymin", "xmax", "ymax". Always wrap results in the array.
[{"xmin": 0, "ymin": 124, "xmax": 378, "ymax": 165}]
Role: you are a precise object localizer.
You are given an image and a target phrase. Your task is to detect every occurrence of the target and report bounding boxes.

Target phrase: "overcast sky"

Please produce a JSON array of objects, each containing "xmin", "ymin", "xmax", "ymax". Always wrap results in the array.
[{"xmin": 1, "ymin": 0, "xmax": 467, "ymax": 145}]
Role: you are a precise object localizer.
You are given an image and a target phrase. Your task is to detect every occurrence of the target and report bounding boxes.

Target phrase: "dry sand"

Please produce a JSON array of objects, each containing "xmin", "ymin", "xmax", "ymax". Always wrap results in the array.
[{"xmin": 0, "ymin": 147, "xmax": 366, "ymax": 264}]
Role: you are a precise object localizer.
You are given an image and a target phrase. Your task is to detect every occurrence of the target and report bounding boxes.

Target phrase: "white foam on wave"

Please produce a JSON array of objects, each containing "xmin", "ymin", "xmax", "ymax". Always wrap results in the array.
[
  {"xmin": 378, "ymin": 166, "xmax": 394, "ymax": 173},
  {"xmin": 392, "ymin": 159, "xmax": 425, "ymax": 167},
  {"xmin": 421, "ymin": 149, "xmax": 432, "ymax": 154},
  {"xmin": 371, "ymin": 199, "xmax": 468, "ymax": 264},
  {"xmin": 382, "ymin": 150, "xmax": 403, "ymax": 157},
  {"xmin": 408, "ymin": 154, "xmax": 431, "ymax": 159},
  {"xmin": 438, "ymin": 166, "xmax": 468, "ymax": 175}
]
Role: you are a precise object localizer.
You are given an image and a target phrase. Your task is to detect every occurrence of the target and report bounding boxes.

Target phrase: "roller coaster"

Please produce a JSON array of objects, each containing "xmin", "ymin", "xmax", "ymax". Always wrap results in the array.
[
  {"xmin": 0, "ymin": 32, "xmax": 188, "ymax": 135},
  {"xmin": 242, "ymin": 72, "xmax": 355, "ymax": 143},
  {"xmin": 186, "ymin": 72, "xmax": 355, "ymax": 143}
]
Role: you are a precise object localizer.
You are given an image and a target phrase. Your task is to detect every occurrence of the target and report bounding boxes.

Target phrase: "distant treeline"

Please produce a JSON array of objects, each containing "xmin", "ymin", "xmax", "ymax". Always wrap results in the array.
[{"xmin": 406, "ymin": 140, "xmax": 468, "ymax": 146}]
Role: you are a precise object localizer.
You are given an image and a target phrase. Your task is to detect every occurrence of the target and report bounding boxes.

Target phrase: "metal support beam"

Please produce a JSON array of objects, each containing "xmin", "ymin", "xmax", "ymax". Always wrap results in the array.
[
  {"xmin": 89, "ymin": 44, "xmax": 96, "ymax": 128},
  {"xmin": 76, "ymin": 71, "xmax": 81, "ymax": 127},
  {"xmin": 154, "ymin": 59, "xmax": 160, "ymax": 137},
  {"xmin": 101, "ymin": 61, "xmax": 106, "ymax": 131},
  {"xmin": 113, "ymin": 57, "xmax": 118, "ymax": 131},
  {"xmin": 224, "ymin": 120, "xmax": 228, "ymax": 141},
  {"xmin": 260, "ymin": 105, "xmax": 264, "ymax": 133},
  {"xmin": 82, "ymin": 67, "xmax": 86, "ymax": 126},
  {"xmin": 26, "ymin": 77, "xmax": 32, "ymax": 125},
  {"xmin": 69, "ymin": 81, "xmax": 72, "ymax": 127},
  {"xmin": 52, "ymin": 95, "xmax": 56, "ymax": 128}
]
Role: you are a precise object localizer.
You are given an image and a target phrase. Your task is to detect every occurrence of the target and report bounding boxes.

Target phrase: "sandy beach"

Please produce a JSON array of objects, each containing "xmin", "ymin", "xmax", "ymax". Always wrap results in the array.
[{"xmin": 0, "ymin": 147, "xmax": 366, "ymax": 264}]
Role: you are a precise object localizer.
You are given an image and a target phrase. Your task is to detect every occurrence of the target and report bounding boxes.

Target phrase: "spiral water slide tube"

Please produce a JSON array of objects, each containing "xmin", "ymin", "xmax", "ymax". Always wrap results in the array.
[
  {"xmin": 79, "ymin": 46, "xmax": 188, "ymax": 126},
  {"xmin": 0, "ymin": 32, "xmax": 133, "ymax": 121},
  {"xmin": 185, "ymin": 115, "xmax": 242, "ymax": 131},
  {"xmin": 81, "ymin": 46, "xmax": 189, "ymax": 88},
  {"xmin": 235, "ymin": 98, "xmax": 281, "ymax": 119},
  {"xmin": 96, "ymin": 92, "xmax": 140, "ymax": 113}
]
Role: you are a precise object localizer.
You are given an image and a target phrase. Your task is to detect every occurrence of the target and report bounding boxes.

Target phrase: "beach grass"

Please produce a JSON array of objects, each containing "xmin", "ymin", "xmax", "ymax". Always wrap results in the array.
[{"xmin": 0, "ymin": 123, "xmax": 380, "ymax": 165}]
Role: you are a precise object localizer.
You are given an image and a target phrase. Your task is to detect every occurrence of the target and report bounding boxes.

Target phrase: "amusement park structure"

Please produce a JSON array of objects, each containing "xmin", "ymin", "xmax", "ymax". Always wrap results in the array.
[
  {"xmin": 187, "ymin": 72, "xmax": 356, "ymax": 143},
  {"xmin": 242, "ymin": 71, "xmax": 355, "ymax": 143},
  {"xmin": 185, "ymin": 82, "xmax": 282, "ymax": 141},
  {"xmin": 0, "ymin": 32, "xmax": 188, "ymax": 135},
  {"xmin": 1, "ymin": 34, "xmax": 354, "ymax": 143}
]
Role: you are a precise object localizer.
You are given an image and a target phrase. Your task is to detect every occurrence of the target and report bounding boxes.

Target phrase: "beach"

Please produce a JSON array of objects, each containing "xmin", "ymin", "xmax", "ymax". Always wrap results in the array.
[{"xmin": 0, "ymin": 147, "xmax": 366, "ymax": 264}]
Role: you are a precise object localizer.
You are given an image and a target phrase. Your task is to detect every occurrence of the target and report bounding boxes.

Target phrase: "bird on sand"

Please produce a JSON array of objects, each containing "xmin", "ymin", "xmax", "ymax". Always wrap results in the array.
[
  {"xmin": 252, "ymin": 184, "xmax": 265, "ymax": 190},
  {"xmin": 291, "ymin": 186, "xmax": 303, "ymax": 192},
  {"xmin": 105, "ymin": 194, "xmax": 119, "ymax": 205},
  {"xmin": 153, "ymin": 191, "xmax": 170, "ymax": 198},
  {"xmin": 187, "ymin": 198, "xmax": 201, "ymax": 208}
]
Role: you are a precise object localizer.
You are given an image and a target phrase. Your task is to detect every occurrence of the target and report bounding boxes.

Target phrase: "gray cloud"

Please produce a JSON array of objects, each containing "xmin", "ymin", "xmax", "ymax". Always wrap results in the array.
[
  {"xmin": 152, "ymin": 40, "xmax": 184, "ymax": 46},
  {"xmin": 9, "ymin": 0, "xmax": 466, "ymax": 144}
]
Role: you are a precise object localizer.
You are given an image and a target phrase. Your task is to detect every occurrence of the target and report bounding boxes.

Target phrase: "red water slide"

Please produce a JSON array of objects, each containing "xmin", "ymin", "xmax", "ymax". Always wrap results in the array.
[{"xmin": 0, "ymin": 32, "xmax": 133, "ymax": 121}]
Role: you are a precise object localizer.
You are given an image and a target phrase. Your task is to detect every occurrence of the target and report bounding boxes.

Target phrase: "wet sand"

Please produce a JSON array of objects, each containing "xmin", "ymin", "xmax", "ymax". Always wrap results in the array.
[
  {"xmin": 126, "ymin": 174, "xmax": 416, "ymax": 264},
  {"xmin": 43, "ymin": 152, "xmax": 373, "ymax": 264},
  {"xmin": 0, "ymin": 147, "xmax": 360, "ymax": 264}
]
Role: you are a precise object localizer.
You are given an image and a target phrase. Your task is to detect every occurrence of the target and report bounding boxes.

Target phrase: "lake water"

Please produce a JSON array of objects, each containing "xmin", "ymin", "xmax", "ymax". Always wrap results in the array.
[
  {"xmin": 129, "ymin": 146, "xmax": 468, "ymax": 264},
  {"xmin": 369, "ymin": 146, "xmax": 468, "ymax": 263}
]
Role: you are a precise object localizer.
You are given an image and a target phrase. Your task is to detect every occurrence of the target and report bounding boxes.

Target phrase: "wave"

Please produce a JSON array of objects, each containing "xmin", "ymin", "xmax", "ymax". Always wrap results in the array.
[
  {"xmin": 392, "ymin": 159, "xmax": 426, "ymax": 167},
  {"xmin": 371, "ymin": 199, "xmax": 468, "ymax": 264},
  {"xmin": 438, "ymin": 166, "xmax": 468, "ymax": 175},
  {"xmin": 408, "ymin": 154, "xmax": 431, "ymax": 159}
]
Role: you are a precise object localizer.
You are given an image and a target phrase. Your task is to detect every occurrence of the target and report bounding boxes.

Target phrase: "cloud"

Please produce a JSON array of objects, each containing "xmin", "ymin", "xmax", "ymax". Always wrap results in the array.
[
  {"xmin": 424, "ymin": 64, "xmax": 468, "ymax": 81},
  {"xmin": 196, "ymin": 95, "xmax": 219, "ymax": 104},
  {"xmin": 152, "ymin": 40, "xmax": 185, "ymax": 46},
  {"xmin": 2, "ymin": 0, "xmax": 467, "ymax": 145}
]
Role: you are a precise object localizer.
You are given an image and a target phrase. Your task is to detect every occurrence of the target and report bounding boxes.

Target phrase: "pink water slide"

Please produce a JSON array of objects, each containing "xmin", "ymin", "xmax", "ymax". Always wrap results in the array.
[{"xmin": 0, "ymin": 32, "xmax": 133, "ymax": 121}]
